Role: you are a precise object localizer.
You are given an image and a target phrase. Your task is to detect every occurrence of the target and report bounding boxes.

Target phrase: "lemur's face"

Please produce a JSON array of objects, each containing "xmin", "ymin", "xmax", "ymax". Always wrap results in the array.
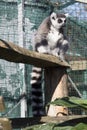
[{"xmin": 50, "ymin": 12, "xmax": 67, "ymax": 29}]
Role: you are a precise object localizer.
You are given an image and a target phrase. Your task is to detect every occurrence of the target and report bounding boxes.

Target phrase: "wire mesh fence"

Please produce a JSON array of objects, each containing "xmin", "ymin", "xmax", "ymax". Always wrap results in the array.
[
  {"xmin": 0, "ymin": 0, "xmax": 87, "ymax": 124},
  {"xmin": 0, "ymin": 1, "xmax": 20, "ymax": 119}
]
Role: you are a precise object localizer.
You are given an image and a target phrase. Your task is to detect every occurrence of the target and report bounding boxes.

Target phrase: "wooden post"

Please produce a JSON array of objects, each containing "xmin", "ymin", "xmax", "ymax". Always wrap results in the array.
[
  {"xmin": 45, "ymin": 67, "xmax": 68, "ymax": 116},
  {"xmin": 0, "ymin": 96, "xmax": 5, "ymax": 112},
  {"xmin": 18, "ymin": 0, "xmax": 27, "ymax": 117},
  {"xmin": 0, "ymin": 118, "xmax": 12, "ymax": 130}
]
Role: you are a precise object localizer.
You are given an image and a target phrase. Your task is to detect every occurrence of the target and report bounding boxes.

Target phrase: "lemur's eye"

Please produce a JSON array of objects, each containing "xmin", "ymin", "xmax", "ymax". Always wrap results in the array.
[
  {"xmin": 52, "ymin": 16, "xmax": 55, "ymax": 20},
  {"xmin": 58, "ymin": 19, "xmax": 62, "ymax": 23}
]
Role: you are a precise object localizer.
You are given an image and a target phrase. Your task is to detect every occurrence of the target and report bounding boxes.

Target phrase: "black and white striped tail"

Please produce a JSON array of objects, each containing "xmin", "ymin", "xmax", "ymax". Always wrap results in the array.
[{"xmin": 30, "ymin": 66, "xmax": 45, "ymax": 116}]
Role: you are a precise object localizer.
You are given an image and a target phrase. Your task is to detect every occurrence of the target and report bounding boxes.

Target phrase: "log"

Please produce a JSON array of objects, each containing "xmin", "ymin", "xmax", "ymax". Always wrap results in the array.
[
  {"xmin": 45, "ymin": 67, "xmax": 68, "ymax": 116},
  {"xmin": 0, "ymin": 39, "xmax": 70, "ymax": 68}
]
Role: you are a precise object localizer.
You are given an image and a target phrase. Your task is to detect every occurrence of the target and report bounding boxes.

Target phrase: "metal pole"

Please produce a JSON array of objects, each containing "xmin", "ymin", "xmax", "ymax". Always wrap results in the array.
[
  {"xmin": 18, "ymin": 0, "xmax": 27, "ymax": 117},
  {"xmin": 68, "ymin": 75, "xmax": 82, "ymax": 98}
]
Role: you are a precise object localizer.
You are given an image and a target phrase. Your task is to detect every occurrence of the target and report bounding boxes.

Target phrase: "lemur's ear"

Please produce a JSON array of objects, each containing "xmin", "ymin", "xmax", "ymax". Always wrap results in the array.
[
  {"xmin": 50, "ymin": 12, "xmax": 57, "ymax": 20},
  {"xmin": 65, "ymin": 13, "xmax": 69, "ymax": 17}
]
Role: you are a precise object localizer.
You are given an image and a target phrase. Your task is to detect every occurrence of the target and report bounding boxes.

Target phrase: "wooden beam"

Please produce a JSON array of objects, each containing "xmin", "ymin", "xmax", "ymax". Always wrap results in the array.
[
  {"xmin": 10, "ymin": 115, "xmax": 87, "ymax": 128},
  {"xmin": 0, "ymin": 39, "xmax": 70, "ymax": 68},
  {"xmin": 75, "ymin": 0, "xmax": 87, "ymax": 3},
  {"xmin": 66, "ymin": 55, "xmax": 87, "ymax": 71},
  {"xmin": 69, "ymin": 60, "xmax": 87, "ymax": 71}
]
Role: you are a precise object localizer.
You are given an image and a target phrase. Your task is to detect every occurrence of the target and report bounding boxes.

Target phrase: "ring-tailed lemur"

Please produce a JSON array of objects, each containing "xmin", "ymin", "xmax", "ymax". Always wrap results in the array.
[{"xmin": 31, "ymin": 12, "xmax": 69, "ymax": 116}]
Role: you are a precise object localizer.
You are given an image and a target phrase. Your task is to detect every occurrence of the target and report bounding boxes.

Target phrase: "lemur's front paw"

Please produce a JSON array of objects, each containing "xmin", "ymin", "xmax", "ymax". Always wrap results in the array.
[{"xmin": 58, "ymin": 54, "xmax": 65, "ymax": 62}]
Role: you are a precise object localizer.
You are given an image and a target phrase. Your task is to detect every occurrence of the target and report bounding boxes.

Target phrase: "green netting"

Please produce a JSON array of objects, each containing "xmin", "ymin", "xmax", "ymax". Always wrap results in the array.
[
  {"xmin": 66, "ymin": 17, "xmax": 87, "ymax": 57},
  {"xmin": 0, "ymin": 0, "xmax": 87, "ymax": 123},
  {"xmin": 0, "ymin": 1, "xmax": 22, "ymax": 120}
]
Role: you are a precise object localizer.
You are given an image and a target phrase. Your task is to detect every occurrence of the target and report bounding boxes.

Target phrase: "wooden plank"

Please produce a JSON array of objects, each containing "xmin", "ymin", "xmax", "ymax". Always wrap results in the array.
[
  {"xmin": 10, "ymin": 115, "xmax": 87, "ymax": 128},
  {"xmin": 0, "ymin": 39, "xmax": 70, "ymax": 68},
  {"xmin": 0, "ymin": 118, "xmax": 12, "ymax": 130},
  {"xmin": 75, "ymin": 0, "xmax": 87, "ymax": 3},
  {"xmin": 65, "ymin": 55, "xmax": 87, "ymax": 70},
  {"xmin": 69, "ymin": 60, "xmax": 87, "ymax": 70}
]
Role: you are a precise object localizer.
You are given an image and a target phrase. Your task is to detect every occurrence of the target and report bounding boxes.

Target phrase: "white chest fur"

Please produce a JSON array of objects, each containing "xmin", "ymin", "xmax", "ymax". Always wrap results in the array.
[{"xmin": 47, "ymin": 26, "xmax": 62, "ymax": 49}]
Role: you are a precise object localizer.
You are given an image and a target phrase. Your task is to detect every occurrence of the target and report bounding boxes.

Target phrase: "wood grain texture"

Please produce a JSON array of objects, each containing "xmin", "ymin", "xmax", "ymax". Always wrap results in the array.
[
  {"xmin": 69, "ymin": 60, "xmax": 87, "ymax": 70},
  {"xmin": 0, "ymin": 118, "xmax": 12, "ymax": 130},
  {"xmin": 0, "ymin": 96, "xmax": 5, "ymax": 112},
  {"xmin": 0, "ymin": 39, "xmax": 70, "ymax": 68}
]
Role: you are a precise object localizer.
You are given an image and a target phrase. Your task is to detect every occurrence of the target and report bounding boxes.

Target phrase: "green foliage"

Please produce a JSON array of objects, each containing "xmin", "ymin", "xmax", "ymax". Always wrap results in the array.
[
  {"xmin": 23, "ymin": 123, "xmax": 87, "ymax": 130},
  {"xmin": 24, "ymin": 123, "xmax": 54, "ymax": 130},
  {"xmin": 71, "ymin": 123, "xmax": 87, "ymax": 130},
  {"xmin": 23, "ymin": 97, "xmax": 87, "ymax": 130},
  {"xmin": 49, "ymin": 97, "xmax": 87, "ymax": 110}
]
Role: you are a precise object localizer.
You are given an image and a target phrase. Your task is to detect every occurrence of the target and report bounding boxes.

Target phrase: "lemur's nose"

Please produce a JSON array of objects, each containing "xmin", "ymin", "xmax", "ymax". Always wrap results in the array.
[{"xmin": 64, "ymin": 20, "xmax": 66, "ymax": 23}]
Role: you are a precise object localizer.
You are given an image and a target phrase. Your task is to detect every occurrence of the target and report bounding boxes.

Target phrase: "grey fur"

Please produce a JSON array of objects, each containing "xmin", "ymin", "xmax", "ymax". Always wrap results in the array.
[{"xmin": 34, "ymin": 12, "xmax": 69, "ymax": 60}]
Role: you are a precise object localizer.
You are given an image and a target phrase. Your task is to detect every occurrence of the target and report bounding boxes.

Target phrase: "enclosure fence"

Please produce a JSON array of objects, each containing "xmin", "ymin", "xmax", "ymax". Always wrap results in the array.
[{"xmin": 0, "ymin": 0, "xmax": 87, "ymax": 119}]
